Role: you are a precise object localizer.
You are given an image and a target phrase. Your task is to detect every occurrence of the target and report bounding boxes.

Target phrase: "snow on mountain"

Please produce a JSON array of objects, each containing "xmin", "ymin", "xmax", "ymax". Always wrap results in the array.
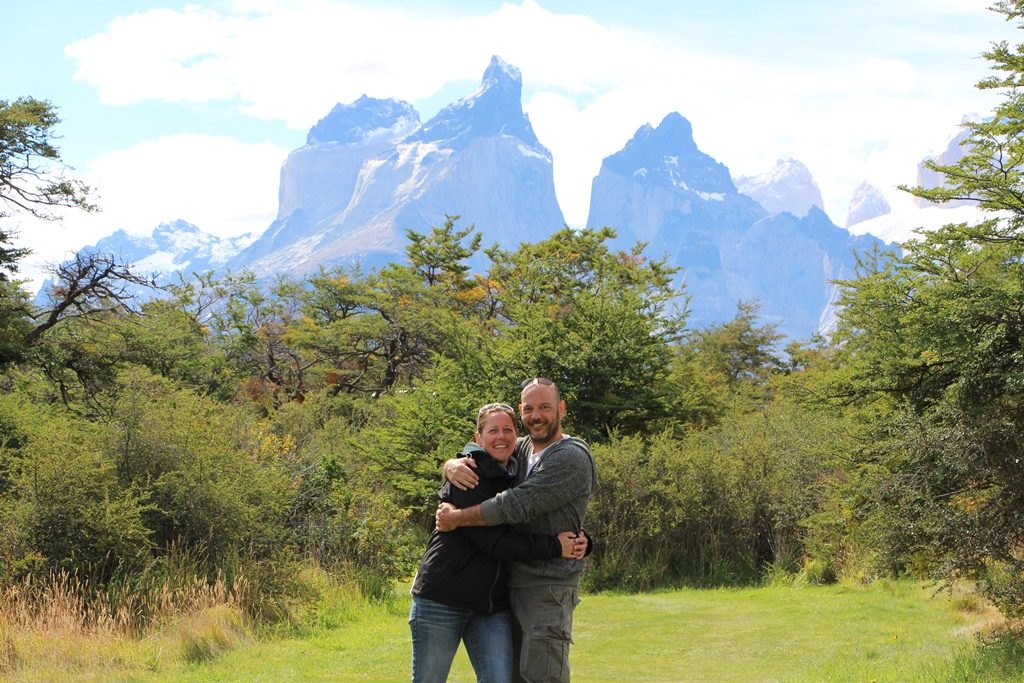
[
  {"xmin": 72, "ymin": 63, "xmax": 989, "ymax": 340},
  {"xmin": 845, "ymin": 181, "xmax": 892, "ymax": 227},
  {"xmin": 735, "ymin": 158, "xmax": 825, "ymax": 218},
  {"xmin": 91, "ymin": 220, "xmax": 256, "ymax": 276},
  {"xmin": 277, "ymin": 97, "xmax": 420, "ymax": 226},
  {"xmin": 406, "ymin": 56, "xmax": 544, "ymax": 152},
  {"xmin": 587, "ymin": 112, "xmax": 756, "ymax": 244}
]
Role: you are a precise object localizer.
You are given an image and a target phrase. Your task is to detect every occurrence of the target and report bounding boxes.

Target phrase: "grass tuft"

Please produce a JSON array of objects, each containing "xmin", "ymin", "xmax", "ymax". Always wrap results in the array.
[{"xmin": 176, "ymin": 604, "xmax": 247, "ymax": 664}]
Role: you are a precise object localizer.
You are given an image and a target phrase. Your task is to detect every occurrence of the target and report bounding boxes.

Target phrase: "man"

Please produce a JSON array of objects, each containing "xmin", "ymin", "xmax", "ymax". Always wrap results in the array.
[{"xmin": 436, "ymin": 377, "xmax": 597, "ymax": 683}]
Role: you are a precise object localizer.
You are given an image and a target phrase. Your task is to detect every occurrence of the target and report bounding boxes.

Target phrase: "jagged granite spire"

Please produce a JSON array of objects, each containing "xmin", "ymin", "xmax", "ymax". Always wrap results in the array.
[
  {"xmin": 601, "ymin": 112, "xmax": 735, "ymax": 195},
  {"xmin": 276, "ymin": 96, "xmax": 421, "ymax": 224},
  {"xmin": 232, "ymin": 56, "xmax": 563, "ymax": 276},
  {"xmin": 845, "ymin": 180, "xmax": 891, "ymax": 227},
  {"xmin": 408, "ymin": 55, "xmax": 543, "ymax": 149}
]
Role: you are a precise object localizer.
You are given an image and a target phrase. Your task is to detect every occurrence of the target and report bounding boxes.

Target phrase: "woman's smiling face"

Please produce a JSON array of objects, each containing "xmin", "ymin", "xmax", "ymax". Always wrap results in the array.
[{"xmin": 475, "ymin": 410, "xmax": 517, "ymax": 464}]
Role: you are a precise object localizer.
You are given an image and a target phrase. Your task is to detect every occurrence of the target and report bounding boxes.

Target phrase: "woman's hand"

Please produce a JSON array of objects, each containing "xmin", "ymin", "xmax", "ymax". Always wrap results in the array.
[
  {"xmin": 443, "ymin": 456, "xmax": 479, "ymax": 491},
  {"xmin": 557, "ymin": 531, "xmax": 588, "ymax": 559}
]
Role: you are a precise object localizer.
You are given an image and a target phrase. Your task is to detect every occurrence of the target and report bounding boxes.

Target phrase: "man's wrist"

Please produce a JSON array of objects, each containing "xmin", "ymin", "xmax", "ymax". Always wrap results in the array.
[{"xmin": 453, "ymin": 504, "xmax": 485, "ymax": 527}]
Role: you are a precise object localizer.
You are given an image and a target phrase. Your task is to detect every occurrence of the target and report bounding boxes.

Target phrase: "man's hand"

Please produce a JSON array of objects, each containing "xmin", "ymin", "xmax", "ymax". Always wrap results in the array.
[
  {"xmin": 557, "ymin": 531, "xmax": 588, "ymax": 560},
  {"xmin": 435, "ymin": 502, "xmax": 459, "ymax": 531},
  {"xmin": 443, "ymin": 456, "xmax": 479, "ymax": 491}
]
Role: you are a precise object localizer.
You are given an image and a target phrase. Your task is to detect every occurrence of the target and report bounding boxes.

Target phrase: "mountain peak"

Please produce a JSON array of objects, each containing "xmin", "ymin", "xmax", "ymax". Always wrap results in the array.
[
  {"xmin": 407, "ymin": 56, "xmax": 542, "ymax": 149},
  {"xmin": 736, "ymin": 159, "xmax": 824, "ymax": 217},
  {"xmin": 307, "ymin": 96, "xmax": 420, "ymax": 146},
  {"xmin": 846, "ymin": 180, "xmax": 891, "ymax": 227},
  {"xmin": 482, "ymin": 55, "xmax": 521, "ymax": 88},
  {"xmin": 154, "ymin": 219, "xmax": 200, "ymax": 236},
  {"xmin": 652, "ymin": 112, "xmax": 696, "ymax": 152},
  {"xmin": 601, "ymin": 112, "xmax": 733, "ymax": 195}
]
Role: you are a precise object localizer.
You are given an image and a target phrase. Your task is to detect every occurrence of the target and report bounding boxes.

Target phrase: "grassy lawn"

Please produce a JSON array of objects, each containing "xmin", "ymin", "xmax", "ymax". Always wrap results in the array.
[{"xmin": 109, "ymin": 580, "xmax": 1012, "ymax": 683}]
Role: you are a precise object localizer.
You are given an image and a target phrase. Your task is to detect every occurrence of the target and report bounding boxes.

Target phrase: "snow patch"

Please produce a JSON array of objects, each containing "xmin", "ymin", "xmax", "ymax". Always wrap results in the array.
[
  {"xmin": 516, "ymin": 142, "xmax": 550, "ymax": 162},
  {"xmin": 134, "ymin": 251, "xmax": 180, "ymax": 274}
]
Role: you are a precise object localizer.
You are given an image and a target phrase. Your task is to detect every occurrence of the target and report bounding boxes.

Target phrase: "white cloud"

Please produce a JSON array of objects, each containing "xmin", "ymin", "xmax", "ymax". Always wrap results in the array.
[
  {"xmin": 852, "ymin": 58, "xmax": 918, "ymax": 93},
  {"xmin": 65, "ymin": 0, "xmax": 654, "ymax": 128},
  {"xmin": 66, "ymin": 7, "xmax": 241, "ymax": 105},
  {"xmin": 85, "ymin": 133, "xmax": 286, "ymax": 234}
]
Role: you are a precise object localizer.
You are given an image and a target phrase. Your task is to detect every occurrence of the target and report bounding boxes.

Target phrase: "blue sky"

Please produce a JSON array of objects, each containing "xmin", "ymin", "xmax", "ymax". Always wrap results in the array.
[{"xmin": 2, "ymin": 0, "xmax": 1017, "ymax": 286}]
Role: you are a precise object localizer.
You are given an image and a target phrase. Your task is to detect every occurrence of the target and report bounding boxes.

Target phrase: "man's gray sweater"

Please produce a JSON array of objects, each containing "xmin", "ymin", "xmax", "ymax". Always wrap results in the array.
[{"xmin": 480, "ymin": 435, "xmax": 597, "ymax": 588}]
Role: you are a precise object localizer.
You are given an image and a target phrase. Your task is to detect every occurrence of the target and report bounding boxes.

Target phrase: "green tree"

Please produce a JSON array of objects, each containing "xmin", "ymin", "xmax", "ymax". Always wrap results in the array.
[
  {"xmin": 665, "ymin": 300, "xmax": 785, "ymax": 429},
  {"xmin": 0, "ymin": 100, "xmax": 153, "ymax": 369},
  {"xmin": 295, "ymin": 219, "xmax": 486, "ymax": 398},
  {"xmin": 405, "ymin": 214, "xmax": 481, "ymax": 292},
  {"xmin": 486, "ymin": 227, "xmax": 685, "ymax": 441},
  {"xmin": 0, "ymin": 97, "xmax": 95, "ymax": 275},
  {"xmin": 833, "ymin": 0, "xmax": 1024, "ymax": 616}
]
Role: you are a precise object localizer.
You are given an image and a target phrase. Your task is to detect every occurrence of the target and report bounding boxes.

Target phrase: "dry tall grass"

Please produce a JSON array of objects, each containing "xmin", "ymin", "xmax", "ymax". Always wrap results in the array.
[{"xmin": 0, "ymin": 569, "xmax": 252, "ymax": 681}]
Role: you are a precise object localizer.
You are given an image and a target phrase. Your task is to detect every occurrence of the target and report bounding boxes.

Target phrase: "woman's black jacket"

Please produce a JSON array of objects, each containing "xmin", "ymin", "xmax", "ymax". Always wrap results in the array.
[{"xmin": 410, "ymin": 443, "xmax": 561, "ymax": 613}]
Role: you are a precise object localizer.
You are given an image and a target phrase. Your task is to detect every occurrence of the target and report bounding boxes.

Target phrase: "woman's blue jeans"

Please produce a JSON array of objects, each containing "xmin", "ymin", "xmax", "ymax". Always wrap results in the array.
[{"xmin": 409, "ymin": 595, "xmax": 513, "ymax": 683}]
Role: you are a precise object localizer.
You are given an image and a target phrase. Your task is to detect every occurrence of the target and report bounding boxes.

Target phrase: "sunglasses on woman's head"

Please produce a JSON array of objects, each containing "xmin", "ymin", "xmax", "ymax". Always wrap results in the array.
[{"xmin": 478, "ymin": 402, "xmax": 514, "ymax": 416}]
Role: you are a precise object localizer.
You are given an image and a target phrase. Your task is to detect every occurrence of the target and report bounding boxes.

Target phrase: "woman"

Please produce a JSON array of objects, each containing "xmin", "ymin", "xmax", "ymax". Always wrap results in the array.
[{"xmin": 410, "ymin": 402, "xmax": 587, "ymax": 683}]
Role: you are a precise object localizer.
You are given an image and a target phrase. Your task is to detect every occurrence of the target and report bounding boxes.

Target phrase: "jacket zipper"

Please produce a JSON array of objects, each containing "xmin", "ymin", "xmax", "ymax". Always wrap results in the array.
[{"xmin": 489, "ymin": 560, "xmax": 501, "ymax": 612}]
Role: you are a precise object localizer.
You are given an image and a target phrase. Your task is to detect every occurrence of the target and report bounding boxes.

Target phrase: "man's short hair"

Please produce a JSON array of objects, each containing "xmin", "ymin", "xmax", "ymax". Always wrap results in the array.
[{"xmin": 520, "ymin": 377, "xmax": 560, "ymax": 402}]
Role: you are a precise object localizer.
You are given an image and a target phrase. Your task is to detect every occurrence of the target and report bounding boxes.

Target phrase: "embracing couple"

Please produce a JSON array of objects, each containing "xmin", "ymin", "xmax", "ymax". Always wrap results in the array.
[{"xmin": 409, "ymin": 377, "xmax": 598, "ymax": 683}]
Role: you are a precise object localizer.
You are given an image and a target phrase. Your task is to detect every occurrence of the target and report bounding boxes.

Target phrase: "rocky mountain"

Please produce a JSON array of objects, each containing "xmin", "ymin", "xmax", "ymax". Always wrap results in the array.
[
  {"xmin": 735, "ymin": 159, "xmax": 824, "ymax": 217},
  {"xmin": 35, "ymin": 220, "xmax": 256, "ymax": 305},
  {"xmin": 586, "ymin": 113, "xmax": 767, "ymax": 328},
  {"xmin": 914, "ymin": 120, "xmax": 973, "ymax": 208},
  {"xmin": 86, "ymin": 220, "xmax": 254, "ymax": 281},
  {"xmin": 724, "ymin": 207, "xmax": 881, "ymax": 335},
  {"xmin": 587, "ymin": 114, "xmax": 884, "ymax": 338},
  {"xmin": 229, "ymin": 55, "xmax": 563, "ymax": 276},
  {"xmin": 276, "ymin": 96, "xmax": 420, "ymax": 226},
  {"xmin": 67, "ymin": 57, "xmax": 970, "ymax": 340},
  {"xmin": 845, "ymin": 181, "xmax": 891, "ymax": 227}
]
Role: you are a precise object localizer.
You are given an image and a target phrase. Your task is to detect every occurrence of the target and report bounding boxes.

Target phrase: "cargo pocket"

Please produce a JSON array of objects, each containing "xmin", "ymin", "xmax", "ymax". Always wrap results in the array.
[{"xmin": 521, "ymin": 624, "xmax": 572, "ymax": 682}]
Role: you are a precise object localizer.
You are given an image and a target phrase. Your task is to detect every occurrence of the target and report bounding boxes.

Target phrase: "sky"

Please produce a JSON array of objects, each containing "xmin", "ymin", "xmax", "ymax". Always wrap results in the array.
[{"xmin": 2, "ymin": 0, "xmax": 1019, "ymax": 288}]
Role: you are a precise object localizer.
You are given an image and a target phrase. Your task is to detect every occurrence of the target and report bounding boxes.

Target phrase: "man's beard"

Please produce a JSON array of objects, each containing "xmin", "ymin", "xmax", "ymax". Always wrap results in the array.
[{"xmin": 527, "ymin": 418, "xmax": 558, "ymax": 444}]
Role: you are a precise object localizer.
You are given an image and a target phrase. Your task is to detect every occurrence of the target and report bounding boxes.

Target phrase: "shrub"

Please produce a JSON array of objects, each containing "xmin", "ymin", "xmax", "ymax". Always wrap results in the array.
[{"xmin": 584, "ymin": 401, "xmax": 847, "ymax": 591}]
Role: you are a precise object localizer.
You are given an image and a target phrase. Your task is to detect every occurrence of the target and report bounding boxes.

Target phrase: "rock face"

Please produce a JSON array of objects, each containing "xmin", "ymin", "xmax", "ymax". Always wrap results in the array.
[
  {"xmin": 724, "ymin": 207, "xmax": 881, "ymax": 336},
  {"xmin": 276, "ymin": 96, "xmax": 420, "ymax": 225},
  {"xmin": 735, "ymin": 159, "xmax": 824, "ymax": 217},
  {"xmin": 846, "ymin": 181, "xmax": 892, "ymax": 227},
  {"xmin": 914, "ymin": 122, "xmax": 973, "ymax": 208},
  {"xmin": 230, "ymin": 55, "xmax": 564, "ymax": 276},
  {"xmin": 587, "ymin": 115, "xmax": 883, "ymax": 338},
  {"xmin": 587, "ymin": 113, "xmax": 767, "ymax": 329}
]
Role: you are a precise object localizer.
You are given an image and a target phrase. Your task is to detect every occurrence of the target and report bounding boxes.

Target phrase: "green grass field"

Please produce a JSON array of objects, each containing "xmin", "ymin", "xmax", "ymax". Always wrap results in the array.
[{"xmin": 113, "ymin": 580, "xmax": 1021, "ymax": 683}]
